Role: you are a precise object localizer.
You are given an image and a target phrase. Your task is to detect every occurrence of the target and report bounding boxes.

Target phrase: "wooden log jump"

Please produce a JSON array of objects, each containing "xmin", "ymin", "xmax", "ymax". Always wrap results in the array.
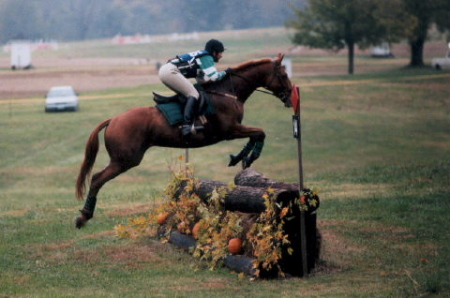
[
  {"xmin": 174, "ymin": 177, "xmax": 299, "ymax": 213},
  {"xmin": 163, "ymin": 169, "xmax": 320, "ymax": 278},
  {"xmin": 235, "ymin": 168, "xmax": 299, "ymax": 191}
]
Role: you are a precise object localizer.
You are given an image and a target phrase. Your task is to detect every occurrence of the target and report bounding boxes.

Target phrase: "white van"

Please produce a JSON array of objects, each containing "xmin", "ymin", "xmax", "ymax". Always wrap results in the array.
[{"xmin": 10, "ymin": 41, "xmax": 32, "ymax": 70}]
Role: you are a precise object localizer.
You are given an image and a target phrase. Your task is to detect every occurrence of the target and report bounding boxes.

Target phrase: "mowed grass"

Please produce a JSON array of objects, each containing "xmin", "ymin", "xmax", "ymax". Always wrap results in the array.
[{"xmin": 1, "ymin": 55, "xmax": 450, "ymax": 296}]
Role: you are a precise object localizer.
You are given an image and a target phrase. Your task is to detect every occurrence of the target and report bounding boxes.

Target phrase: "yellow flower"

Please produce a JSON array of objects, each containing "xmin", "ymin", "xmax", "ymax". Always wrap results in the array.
[{"xmin": 279, "ymin": 207, "xmax": 289, "ymax": 218}]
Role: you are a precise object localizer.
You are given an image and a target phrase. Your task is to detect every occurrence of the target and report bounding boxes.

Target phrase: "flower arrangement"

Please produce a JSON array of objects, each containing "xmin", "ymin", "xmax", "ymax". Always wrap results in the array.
[{"xmin": 298, "ymin": 188, "xmax": 320, "ymax": 212}]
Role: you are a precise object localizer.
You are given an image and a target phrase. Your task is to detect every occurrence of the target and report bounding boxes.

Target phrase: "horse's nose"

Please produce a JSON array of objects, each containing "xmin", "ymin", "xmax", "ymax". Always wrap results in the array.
[{"xmin": 284, "ymin": 95, "xmax": 292, "ymax": 108}]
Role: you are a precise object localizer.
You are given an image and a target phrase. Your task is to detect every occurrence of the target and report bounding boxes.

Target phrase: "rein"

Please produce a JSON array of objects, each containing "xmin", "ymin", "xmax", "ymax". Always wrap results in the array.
[
  {"xmin": 228, "ymin": 72, "xmax": 274, "ymax": 97},
  {"xmin": 227, "ymin": 61, "xmax": 290, "ymax": 100},
  {"xmin": 207, "ymin": 73, "xmax": 274, "ymax": 102},
  {"xmin": 207, "ymin": 90, "xmax": 237, "ymax": 100},
  {"xmin": 255, "ymin": 88, "xmax": 279, "ymax": 97}
]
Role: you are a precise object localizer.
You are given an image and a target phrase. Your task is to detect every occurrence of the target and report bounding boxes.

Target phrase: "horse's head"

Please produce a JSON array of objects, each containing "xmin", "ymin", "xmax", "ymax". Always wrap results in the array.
[
  {"xmin": 263, "ymin": 54, "xmax": 292, "ymax": 108},
  {"xmin": 223, "ymin": 54, "xmax": 293, "ymax": 107}
]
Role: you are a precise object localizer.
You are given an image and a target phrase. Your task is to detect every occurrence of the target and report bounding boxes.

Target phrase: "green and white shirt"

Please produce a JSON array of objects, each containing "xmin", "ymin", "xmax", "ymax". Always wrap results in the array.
[
  {"xmin": 170, "ymin": 50, "xmax": 225, "ymax": 83},
  {"xmin": 196, "ymin": 54, "xmax": 226, "ymax": 83}
]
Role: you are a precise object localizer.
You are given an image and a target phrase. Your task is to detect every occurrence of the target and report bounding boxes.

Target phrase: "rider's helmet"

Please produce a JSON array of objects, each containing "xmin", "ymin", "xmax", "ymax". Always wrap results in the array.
[{"xmin": 205, "ymin": 39, "xmax": 225, "ymax": 55}]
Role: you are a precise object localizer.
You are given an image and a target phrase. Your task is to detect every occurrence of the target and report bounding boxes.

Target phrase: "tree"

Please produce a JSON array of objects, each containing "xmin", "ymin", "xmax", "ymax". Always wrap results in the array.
[
  {"xmin": 287, "ymin": 0, "xmax": 384, "ymax": 74},
  {"xmin": 376, "ymin": 0, "xmax": 450, "ymax": 67}
]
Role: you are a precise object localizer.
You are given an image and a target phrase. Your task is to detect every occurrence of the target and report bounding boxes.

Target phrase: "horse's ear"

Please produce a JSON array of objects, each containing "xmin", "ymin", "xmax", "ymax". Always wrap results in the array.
[{"xmin": 277, "ymin": 53, "xmax": 285, "ymax": 62}]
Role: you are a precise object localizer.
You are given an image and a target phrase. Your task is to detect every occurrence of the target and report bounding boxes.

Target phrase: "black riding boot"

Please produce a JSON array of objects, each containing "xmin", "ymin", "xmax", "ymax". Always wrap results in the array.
[{"xmin": 182, "ymin": 96, "xmax": 198, "ymax": 137}]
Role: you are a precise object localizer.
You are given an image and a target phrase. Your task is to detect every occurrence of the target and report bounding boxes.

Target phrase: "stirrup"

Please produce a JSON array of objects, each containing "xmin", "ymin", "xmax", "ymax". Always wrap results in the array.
[{"xmin": 182, "ymin": 124, "xmax": 204, "ymax": 136}]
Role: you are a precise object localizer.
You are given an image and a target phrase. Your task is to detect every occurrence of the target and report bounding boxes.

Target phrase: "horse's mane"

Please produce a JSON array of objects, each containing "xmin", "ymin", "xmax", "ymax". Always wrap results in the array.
[
  {"xmin": 233, "ymin": 58, "xmax": 274, "ymax": 73},
  {"xmin": 204, "ymin": 57, "xmax": 277, "ymax": 91}
]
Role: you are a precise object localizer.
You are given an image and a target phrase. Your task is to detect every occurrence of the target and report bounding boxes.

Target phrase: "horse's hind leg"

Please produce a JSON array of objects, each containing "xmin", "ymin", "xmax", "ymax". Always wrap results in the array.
[{"xmin": 75, "ymin": 161, "xmax": 127, "ymax": 228}]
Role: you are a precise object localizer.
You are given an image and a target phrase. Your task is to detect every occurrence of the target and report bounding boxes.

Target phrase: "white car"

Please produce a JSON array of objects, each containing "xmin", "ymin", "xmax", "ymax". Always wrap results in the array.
[
  {"xmin": 370, "ymin": 42, "xmax": 393, "ymax": 58},
  {"xmin": 45, "ymin": 86, "xmax": 79, "ymax": 112},
  {"xmin": 432, "ymin": 43, "xmax": 450, "ymax": 70},
  {"xmin": 431, "ymin": 56, "xmax": 450, "ymax": 70}
]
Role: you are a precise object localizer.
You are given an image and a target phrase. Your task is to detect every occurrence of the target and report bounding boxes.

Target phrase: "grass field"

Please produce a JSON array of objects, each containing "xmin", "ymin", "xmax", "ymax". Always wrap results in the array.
[{"xmin": 1, "ymin": 30, "xmax": 450, "ymax": 297}]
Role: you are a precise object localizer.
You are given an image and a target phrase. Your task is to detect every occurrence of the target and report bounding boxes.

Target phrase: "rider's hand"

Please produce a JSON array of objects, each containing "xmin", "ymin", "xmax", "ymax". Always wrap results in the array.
[{"xmin": 225, "ymin": 67, "xmax": 234, "ymax": 74}]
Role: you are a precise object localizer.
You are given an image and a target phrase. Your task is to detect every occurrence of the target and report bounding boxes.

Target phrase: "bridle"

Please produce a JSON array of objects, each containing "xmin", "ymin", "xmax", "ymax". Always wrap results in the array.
[
  {"xmin": 227, "ymin": 60, "xmax": 292, "ymax": 106},
  {"xmin": 263, "ymin": 60, "xmax": 292, "ymax": 105}
]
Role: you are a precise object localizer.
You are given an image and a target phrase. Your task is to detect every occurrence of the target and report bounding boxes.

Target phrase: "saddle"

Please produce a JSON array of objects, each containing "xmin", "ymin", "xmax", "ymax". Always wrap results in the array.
[{"xmin": 153, "ymin": 89, "xmax": 214, "ymax": 126}]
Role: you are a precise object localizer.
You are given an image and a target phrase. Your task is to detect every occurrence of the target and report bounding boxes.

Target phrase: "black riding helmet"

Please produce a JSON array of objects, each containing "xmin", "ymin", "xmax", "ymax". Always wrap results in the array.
[{"xmin": 205, "ymin": 39, "xmax": 225, "ymax": 55}]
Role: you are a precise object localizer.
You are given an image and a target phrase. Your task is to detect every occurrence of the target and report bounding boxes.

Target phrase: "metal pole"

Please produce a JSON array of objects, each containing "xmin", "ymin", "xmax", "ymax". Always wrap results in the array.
[
  {"xmin": 297, "ymin": 119, "xmax": 308, "ymax": 277},
  {"xmin": 185, "ymin": 148, "xmax": 189, "ymax": 173},
  {"xmin": 292, "ymin": 85, "xmax": 308, "ymax": 277}
]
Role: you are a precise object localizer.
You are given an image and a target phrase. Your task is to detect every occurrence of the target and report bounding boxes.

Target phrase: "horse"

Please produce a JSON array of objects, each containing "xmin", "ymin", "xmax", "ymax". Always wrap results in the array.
[{"xmin": 75, "ymin": 54, "xmax": 293, "ymax": 228}]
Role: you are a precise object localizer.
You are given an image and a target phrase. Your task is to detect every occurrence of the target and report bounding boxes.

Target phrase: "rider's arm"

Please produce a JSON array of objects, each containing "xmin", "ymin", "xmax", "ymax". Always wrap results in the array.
[{"xmin": 196, "ymin": 55, "xmax": 226, "ymax": 83}]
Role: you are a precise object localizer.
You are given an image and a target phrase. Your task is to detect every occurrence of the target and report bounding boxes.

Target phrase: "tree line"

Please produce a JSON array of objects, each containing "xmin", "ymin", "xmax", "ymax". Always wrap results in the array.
[{"xmin": 0, "ymin": 0, "xmax": 305, "ymax": 43}]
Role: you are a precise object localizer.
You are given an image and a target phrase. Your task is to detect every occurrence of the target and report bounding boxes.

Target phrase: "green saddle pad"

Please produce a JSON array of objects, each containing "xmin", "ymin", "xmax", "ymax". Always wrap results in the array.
[
  {"xmin": 156, "ymin": 98, "xmax": 215, "ymax": 126},
  {"xmin": 156, "ymin": 102, "xmax": 184, "ymax": 126}
]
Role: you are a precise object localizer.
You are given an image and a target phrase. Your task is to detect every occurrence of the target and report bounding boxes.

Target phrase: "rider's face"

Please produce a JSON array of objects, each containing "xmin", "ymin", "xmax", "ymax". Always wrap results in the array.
[{"xmin": 213, "ymin": 51, "xmax": 223, "ymax": 62}]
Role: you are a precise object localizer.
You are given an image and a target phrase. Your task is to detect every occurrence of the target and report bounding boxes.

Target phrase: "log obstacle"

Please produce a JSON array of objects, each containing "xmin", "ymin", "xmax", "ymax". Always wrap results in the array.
[
  {"xmin": 234, "ymin": 168, "xmax": 300, "ymax": 191},
  {"xmin": 159, "ymin": 169, "xmax": 320, "ymax": 278},
  {"xmin": 173, "ymin": 176, "xmax": 299, "ymax": 214},
  {"xmin": 235, "ymin": 169, "xmax": 319, "ymax": 276}
]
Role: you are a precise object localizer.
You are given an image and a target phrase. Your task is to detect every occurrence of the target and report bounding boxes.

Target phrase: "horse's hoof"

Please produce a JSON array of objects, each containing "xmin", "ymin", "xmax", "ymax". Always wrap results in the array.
[
  {"xmin": 242, "ymin": 157, "xmax": 254, "ymax": 169},
  {"xmin": 75, "ymin": 216, "xmax": 86, "ymax": 229},
  {"xmin": 242, "ymin": 159, "xmax": 248, "ymax": 169},
  {"xmin": 228, "ymin": 154, "xmax": 240, "ymax": 167}
]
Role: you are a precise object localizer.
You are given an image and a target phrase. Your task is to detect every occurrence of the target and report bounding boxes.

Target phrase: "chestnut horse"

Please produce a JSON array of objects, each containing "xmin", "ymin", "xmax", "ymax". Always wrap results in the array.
[{"xmin": 75, "ymin": 54, "xmax": 292, "ymax": 228}]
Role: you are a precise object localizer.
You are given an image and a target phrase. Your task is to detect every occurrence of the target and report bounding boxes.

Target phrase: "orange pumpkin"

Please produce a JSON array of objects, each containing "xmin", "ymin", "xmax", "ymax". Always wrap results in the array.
[
  {"xmin": 192, "ymin": 222, "xmax": 201, "ymax": 239},
  {"xmin": 157, "ymin": 212, "xmax": 169, "ymax": 225},
  {"xmin": 300, "ymin": 195, "xmax": 306, "ymax": 204},
  {"xmin": 228, "ymin": 238, "xmax": 243, "ymax": 255}
]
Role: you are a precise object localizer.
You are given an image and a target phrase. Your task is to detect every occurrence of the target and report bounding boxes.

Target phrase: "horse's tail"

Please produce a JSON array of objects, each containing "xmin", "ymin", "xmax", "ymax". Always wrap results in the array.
[{"xmin": 75, "ymin": 119, "xmax": 111, "ymax": 200}]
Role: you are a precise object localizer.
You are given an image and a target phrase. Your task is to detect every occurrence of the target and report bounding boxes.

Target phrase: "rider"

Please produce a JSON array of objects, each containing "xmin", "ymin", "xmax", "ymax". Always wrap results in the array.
[{"xmin": 158, "ymin": 39, "xmax": 228, "ymax": 137}]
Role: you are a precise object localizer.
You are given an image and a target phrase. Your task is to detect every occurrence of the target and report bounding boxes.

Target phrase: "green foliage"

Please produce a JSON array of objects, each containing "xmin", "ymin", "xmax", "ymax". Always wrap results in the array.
[{"xmin": 246, "ymin": 188, "xmax": 290, "ymax": 276}]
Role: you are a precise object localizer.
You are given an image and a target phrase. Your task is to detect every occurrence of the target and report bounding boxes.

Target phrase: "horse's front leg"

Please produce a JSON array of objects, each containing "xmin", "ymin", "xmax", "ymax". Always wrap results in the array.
[
  {"xmin": 228, "ymin": 140, "xmax": 255, "ymax": 166},
  {"xmin": 227, "ymin": 124, "xmax": 265, "ymax": 169},
  {"xmin": 242, "ymin": 140, "xmax": 264, "ymax": 168}
]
